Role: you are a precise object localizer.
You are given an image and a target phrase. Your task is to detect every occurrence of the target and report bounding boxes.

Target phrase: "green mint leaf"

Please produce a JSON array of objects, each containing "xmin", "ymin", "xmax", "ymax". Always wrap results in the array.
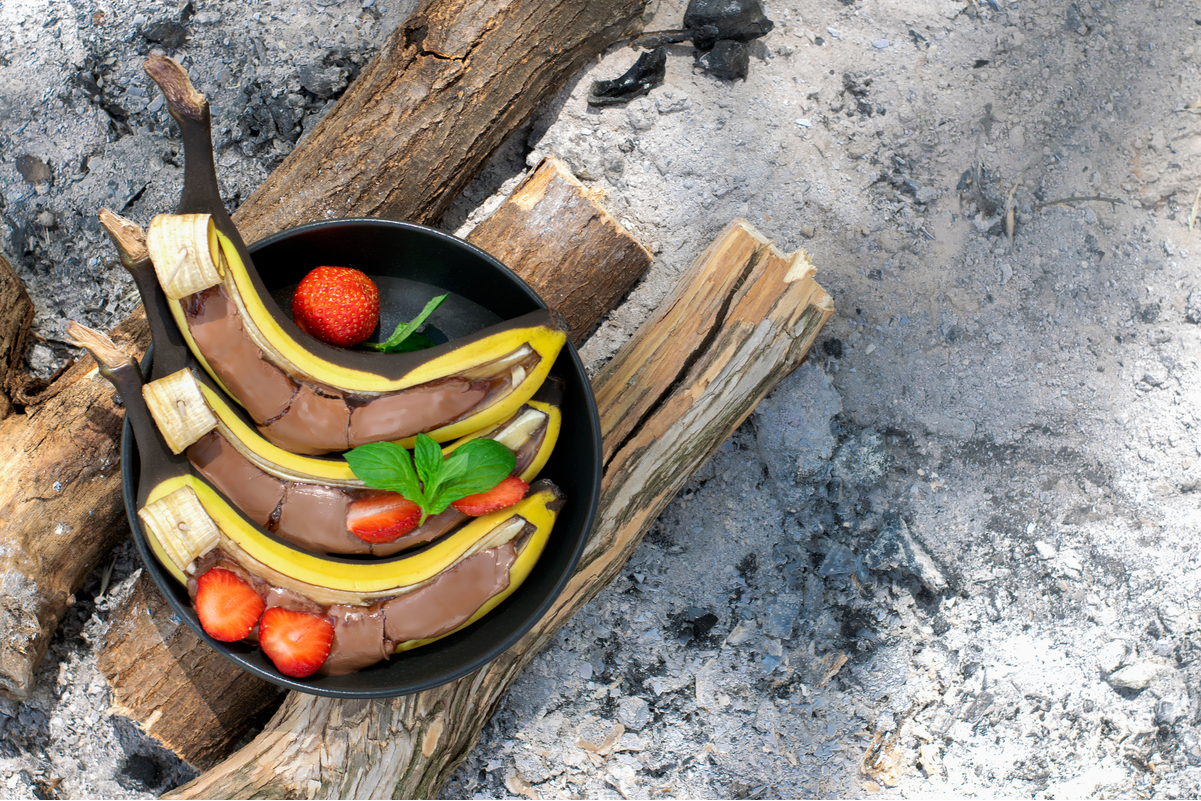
[
  {"xmin": 344, "ymin": 434, "xmax": 517, "ymax": 522},
  {"xmin": 378, "ymin": 332, "xmax": 435, "ymax": 353},
  {"xmin": 426, "ymin": 439, "xmax": 516, "ymax": 515},
  {"xmin": 343, "ymin": 442, "xmax": 424, "ymax": 505},
  {"xmin": 413, "ymin": 433, "xmax": 445, "ymax": 502},
  {"xmin": 363, "ymin": 293, "xmax": 448, "ymax": 353}
]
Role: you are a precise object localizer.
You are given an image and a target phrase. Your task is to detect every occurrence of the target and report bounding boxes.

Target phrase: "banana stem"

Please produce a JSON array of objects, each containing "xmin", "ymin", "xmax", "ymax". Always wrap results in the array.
[
  {"xmin": 143, "ymin": 55, "xmax": 251, "ymax": 268},
  {"xmin": 98, "ymin": 208, "xmax": 191, "ymax": 379},
  {"xmin": 66, "ymin": 320, "xmax": 190, "ymax": 503}
]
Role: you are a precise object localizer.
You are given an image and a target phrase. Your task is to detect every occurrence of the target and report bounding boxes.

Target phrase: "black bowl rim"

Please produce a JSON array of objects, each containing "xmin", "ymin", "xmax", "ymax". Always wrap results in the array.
[{"xmin": 121, "ymin": 218, "xmax": 601, "ymax": 698}]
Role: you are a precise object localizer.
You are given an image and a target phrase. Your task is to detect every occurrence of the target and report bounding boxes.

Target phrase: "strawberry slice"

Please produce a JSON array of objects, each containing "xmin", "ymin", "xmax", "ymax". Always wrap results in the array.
[
  {"xmin": 451, "ymin": 476, "xmax": 530, "ymax": 516},
  {"xmin": 258, "ymin": 607, "xmax": 334, "ymax": 678},
  {"xmin": 195, "ymin": 568, "xmax": 266, "ymax": 643},
  {"xmin": 346, "ymin": 493, "xmax": 422, "ymax": 543}
]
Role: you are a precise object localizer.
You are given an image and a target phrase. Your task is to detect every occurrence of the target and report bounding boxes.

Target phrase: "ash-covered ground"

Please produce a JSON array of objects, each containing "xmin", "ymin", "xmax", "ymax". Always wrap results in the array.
[{"xmin": 2, "ymin": 0, "xmax": 1201, "ymax": 797}]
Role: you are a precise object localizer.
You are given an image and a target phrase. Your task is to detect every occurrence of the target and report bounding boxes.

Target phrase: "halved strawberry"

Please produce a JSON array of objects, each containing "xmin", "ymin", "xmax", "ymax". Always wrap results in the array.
[
  {"xmin": 346, "ymin": 493, "xmax": 422, "ymax": 543},
  {"xmin": 257, "ymin": 607, "xmax": 334, "ymax": 678},
  {"xmin": 195, "ymin": 568, "xmax": 266, "ymax": 643},
  {"xmin": 451, "ymin": 476, "xmax": 530, "ymax": 516}
]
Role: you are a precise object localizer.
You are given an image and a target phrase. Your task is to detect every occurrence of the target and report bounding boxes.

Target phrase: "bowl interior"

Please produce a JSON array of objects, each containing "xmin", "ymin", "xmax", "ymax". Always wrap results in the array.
[{"xmin": 122, "ymin": 219, "xmax": 601, "ymax": 698}]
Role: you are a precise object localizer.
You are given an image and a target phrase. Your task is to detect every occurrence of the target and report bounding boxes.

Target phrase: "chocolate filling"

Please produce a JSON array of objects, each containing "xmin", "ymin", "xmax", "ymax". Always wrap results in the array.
[
  {"xmin": 346, "ymin": 378, "xmax": 486, "ymax": 447},
  {"xmin": 186, "ymin": 432, "xmax": 285, "ymax": 527},
  {"xmin": 260, "ymin": 384, "xmax": 352, "ymax": 454},
  {"xmin": 321, "ymin": 539, "xmax": 519, "ymax": 675},
  {"xmin": 184, "ymin": 284, "xmax": 544, "ymax": 456},
  {"xmin": 185, "ymin": 287, "xmax": 297, "ymax": 421}
]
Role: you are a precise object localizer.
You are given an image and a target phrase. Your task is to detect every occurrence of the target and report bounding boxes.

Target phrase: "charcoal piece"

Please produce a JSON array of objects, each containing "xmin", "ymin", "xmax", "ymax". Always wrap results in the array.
[
  {"xmin": 142, "ymin": 21, "xmax": 188, "ymax": 48},
  {"xmin": 588, "ymin": 47, "xmax": 666, "ymax": 107},
  {"xmin": 15, "ymin": 155, "xmax": 52, "ymax": 187},
  {"xmin": 697, "ymin": 39, "xmax": 749, "ymax": 80},
  {"xmin": 683, "ymin": 0, "xmax": 774, "ymax": 51}
]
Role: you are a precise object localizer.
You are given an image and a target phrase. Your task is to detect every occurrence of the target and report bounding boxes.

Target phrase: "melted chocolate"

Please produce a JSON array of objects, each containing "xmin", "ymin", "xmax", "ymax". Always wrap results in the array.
[
  {"xmin": 321, "ymin": 540, "xmax": 519, "ymax": 675},
  {"xmin": 346, "ymin": 378, "xmax": 486, "ymax": 447},
  {"xmin": 276, "ymin": 484, "xmax": 358, "ymax": 553},
  {"xmin": 381, "ymin": 540, "xmax": 517, "ymax": 643},
  {"xmin": 186, "ymin": 432, "xmax": 285, "ymax": 527},
  {"xmin": 260, "ymin": 384, "xmax": 351, "ymax": 454},
  {"xmin": 185, "ymin": 287, "xmax": 297, "ymax": 421}
]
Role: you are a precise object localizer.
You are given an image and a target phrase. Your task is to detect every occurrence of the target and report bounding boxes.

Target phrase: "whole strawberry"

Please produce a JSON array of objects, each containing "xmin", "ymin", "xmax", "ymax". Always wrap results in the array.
[{"xmin": 291, "ymin": 266, "xmax": 380, "ymax": 348}]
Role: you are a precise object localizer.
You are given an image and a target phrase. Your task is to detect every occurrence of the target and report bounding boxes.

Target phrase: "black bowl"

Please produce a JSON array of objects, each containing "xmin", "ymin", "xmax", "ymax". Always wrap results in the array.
[{"xmin": 121, "ymin": 219, "xmax": 601, "ymax": 698}]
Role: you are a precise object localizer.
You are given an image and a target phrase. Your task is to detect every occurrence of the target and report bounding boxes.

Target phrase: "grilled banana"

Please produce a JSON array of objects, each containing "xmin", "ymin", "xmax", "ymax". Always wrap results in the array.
[
  {"xmin": 137, "ymin": 55, "xmax": 567, "ymax": 455},
  {"xmin": 145, "ymin": 363, "xmax": 562, "ymax": 556},
  {"xmin": 69, "ymin": 322, "xmax": 563, "ymax": 672}
]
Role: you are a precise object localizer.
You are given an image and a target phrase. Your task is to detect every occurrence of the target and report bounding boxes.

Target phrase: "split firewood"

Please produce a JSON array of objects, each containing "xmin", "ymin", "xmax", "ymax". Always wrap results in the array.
[
  {"xmin": 168, "ymin": 219, "xmax": 832, "ymax": 800},
  {"xmin": 0, "ymin": 255, "xmax": 35, "ymax": 420},
  {"xmin": 0, "ymin": 0, "xmax": 648, "ymax": 701},
  {"xmin": 468, "ymin": 162, "xmax": 651, "ymax": 345},
  {"xmin": 97, "ymin": 156, "xmax": 652, "ymax": 768}
]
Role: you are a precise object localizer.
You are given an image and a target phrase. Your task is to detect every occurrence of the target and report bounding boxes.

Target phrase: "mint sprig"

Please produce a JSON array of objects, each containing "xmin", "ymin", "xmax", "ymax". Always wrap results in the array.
[
  {"xmin": 363, "ymin": 293, "xmax": 448, "ymax": 353},
  {"xmin": 344, "ymin": 433, "xmax": 515, "ymax": 524}
]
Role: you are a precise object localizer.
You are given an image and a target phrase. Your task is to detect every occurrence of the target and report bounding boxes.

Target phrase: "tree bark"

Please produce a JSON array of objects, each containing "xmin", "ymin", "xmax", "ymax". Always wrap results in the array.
[
  {"xmin": 98, "ymin": 157, "xmax": 652, "ymax": 766},
  {"xmin": 0, "ymin": 254, "xmax": 35, "ymax": 419},
  {"xmin": 167, "ymin": 219, "xmax": 833, "ymax": 800},
  {"xmin": 0, "ymin": 0, "xmax": 647, "ymax": 700},
  {"xmin": 0, "ymin": 310, "xmax": 149, "ymax": 700},
  {"xmin": 98, "ymin": 571, "xmax": 285, "ymax": 770},
  {"xmin": 230, "ymin": 0, "xmax": 648, "ymax": 244}
]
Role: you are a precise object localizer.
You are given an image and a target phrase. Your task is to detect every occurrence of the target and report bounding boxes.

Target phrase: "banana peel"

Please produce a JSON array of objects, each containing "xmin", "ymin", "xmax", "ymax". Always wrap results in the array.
[
  {"xmin": 136, "ymin": 53, "xmax": 568, "ymax": 456},
  {"xmin": 144, "ymin": 363, "xmax": 563, "ymax": 556},
  {"xmin": 68, "ymin": 321, "xmax": 563, "ymax": 669}
]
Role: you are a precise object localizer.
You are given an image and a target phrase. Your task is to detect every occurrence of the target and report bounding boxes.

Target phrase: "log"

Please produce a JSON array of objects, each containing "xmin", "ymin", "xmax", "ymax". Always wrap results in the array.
[
  {"xmin": 0, "ymin": 254, "xmax": 35, "ymax": 419},
  {"xmin": 97, "ymin": 156, "xmax": 652, "ymax": 767},
  {"xmin": 98, "ymin": 570, "xmax": 284, "ymax": 770},
  {"xmin": 0, "ymin": 309, "xmax": 149, "ymax": 700},
  {"xmin": 467, "ymin": 162, "xmax": 651, "ymax": 345},
  {"xmin": 167, "ymin": 220, "xmax": 833, "ymax": 800},
  {"xmin": 0, "ymin": 0, "xmax": 648, "ymax": 699},
  {"xmin": 231, "ymin": 0, "xmax": 648, "ymax": 244}
]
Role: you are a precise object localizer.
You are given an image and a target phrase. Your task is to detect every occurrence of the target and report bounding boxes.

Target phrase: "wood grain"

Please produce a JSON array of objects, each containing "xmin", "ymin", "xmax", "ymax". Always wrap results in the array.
[
  {"xmin": 230, "ymin": 0, "xmax": 648, "ymax": 244},
  {"xmin": 0, "ymin": 309, "xmax": 148, "ymax": 700}
]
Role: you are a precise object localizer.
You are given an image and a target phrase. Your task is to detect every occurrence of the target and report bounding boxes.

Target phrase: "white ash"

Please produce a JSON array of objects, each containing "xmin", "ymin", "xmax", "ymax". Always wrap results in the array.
[{"xmin": 3, "ymin": 0, "xmax": 1201, "ymax": 797}]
